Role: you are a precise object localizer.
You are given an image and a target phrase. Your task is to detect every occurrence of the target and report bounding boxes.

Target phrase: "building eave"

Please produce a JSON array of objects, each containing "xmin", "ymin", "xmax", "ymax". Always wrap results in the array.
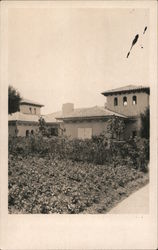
[
  {"xmin": 101, "ymin": 87, "xmax": 150, "ymax": 96},
  {"xmin": 46, "ymin": 121, "xmax": 62, "ymax": 125},
  {"xmin": 57, "ymin": 115, "xmax": 127, "ymax": 121},
  {"xmin": 20, "ymin": 102, "xmax": 44, "ymax": 107},
  {"xmin": 17, "ymin": 120, "xmax": 39, "ymax": 125},
  {"xmin": 9, "ymin": 120, "xmax": 39, "ymax": 125}
]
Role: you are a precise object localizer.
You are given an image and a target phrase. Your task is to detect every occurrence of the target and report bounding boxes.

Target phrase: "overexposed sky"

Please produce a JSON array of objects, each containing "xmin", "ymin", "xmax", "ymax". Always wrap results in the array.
[{"xmin": 8, "ymin": 7, "xmax": 149, "ymax": 114}]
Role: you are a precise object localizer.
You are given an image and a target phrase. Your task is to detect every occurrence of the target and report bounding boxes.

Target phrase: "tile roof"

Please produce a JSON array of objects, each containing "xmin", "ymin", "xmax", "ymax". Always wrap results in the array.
[
  {"xmin": 42, "ymin": 111, "xmax": 62, "ymax": 123},
  {"xmin": 20, "ymin": 98, "xmax": 44, "ymax": 107},
  {"xmin": 9, "ymin": 106, "xmax": 127, "ymax": 123},
  {"xmin": 57, "ymin": 106, "xmax": 127, "ymax": 120},
  {"xmin": 102, "ymin": 85, "xmax": 150, "ymax": 96},
  {"xmin": 9, "ymin": 112, "xmax": 40, "ymax": 122}
]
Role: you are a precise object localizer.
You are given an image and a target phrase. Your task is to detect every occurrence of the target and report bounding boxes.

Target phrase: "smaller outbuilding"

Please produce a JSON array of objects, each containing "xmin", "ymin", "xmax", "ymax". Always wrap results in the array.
[{"xmin": 8, "ymin": 99, "xmax": 44, "ymax": 137}]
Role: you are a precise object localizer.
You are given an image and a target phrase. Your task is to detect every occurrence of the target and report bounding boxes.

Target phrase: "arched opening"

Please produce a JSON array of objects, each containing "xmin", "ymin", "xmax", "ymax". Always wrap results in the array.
[
  {"xmin": 26, "ymin": 130, "xmax": 29, "ymax": 137},
  {"xmin": 123, "ymin": 96, "xmax": 127, "ymax": 106},
  {"xmin": 132, "ymin": 95, "xmax": 137, "ymax": 105},
  {"xmin": 114, "ymin": 97, "xmax": 118, "ymax": 106},
  {"xmin": 31, "ymin": 130, "xmax": 34, "ymax": 135}
]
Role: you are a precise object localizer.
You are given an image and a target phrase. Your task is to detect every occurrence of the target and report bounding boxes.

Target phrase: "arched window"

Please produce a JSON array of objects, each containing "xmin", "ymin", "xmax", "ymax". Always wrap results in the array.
[
  {"xmin": 26, "ymin": 130, "xmax": 29, "ymax": 137},
  {"xmin": 31, "ymin": 130, "xmax": 34, "ymax": 135},
  {"xmin": 34, "ymin": 108, "xmax": 36, "ymax": 114},
  {"xmin": 123, "ymin": 96, "xmax": 127, "ymax": 106},
  {"xmin": 132, "ymin": 95, "xmax": 137, "ymax": 105},
  {"xmin": 114, "ymin": 97, "xmax": 118, "ymax": 106},
  {"xmin": 29, "ymin": 107, "xmax": 32, "ymax": 113}
]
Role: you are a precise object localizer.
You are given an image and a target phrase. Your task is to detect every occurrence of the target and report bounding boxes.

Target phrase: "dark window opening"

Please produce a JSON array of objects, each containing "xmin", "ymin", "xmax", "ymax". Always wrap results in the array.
[
  {"xmin": 31, "ymin": 130, "xmax": 34, "ymax": 135},
  {"xmin": 34, "ymin": 108, "xmax": 36, "ymax": 114},
  {"xmin": 132, "ymin": 131, "xmax": 137, "ymax": 138},
  {"xmin": 26, "ymin": 130, "xmax": 29, "ymax": 137},
  {"xmin": 132, "ymin": 95, "xmax": 137, "ymax": 105},
  {"xmin": 123, "ymin": 96, "xmax": 127, "ymax": 106},
  {"xmin": 29, "ymin": 107, "xmax": 32, "ymax": 113},
  {"xmin": 50, "ymin": 128, "xmax": 58, "ymax": 136},
  {"xmin": 114, "ymin": 97, "xmax": 118, "ymax": 106}
]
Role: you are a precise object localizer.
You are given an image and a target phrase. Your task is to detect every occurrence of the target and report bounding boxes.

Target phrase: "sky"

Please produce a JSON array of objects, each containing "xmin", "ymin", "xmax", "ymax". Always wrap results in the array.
[{"xmin": 8, "ymin": 7, "xmax": 149, "ymax": 114}]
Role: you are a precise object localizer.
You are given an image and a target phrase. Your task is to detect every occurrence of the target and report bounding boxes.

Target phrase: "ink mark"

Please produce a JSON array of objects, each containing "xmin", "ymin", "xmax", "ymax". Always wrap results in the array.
[
  {"xmin": 130, "ymin": 34, "xmax": 139, "ymax": 50},
  {"xmin": 126, "ymin": 52, "xmax": 130, "ymax": 58},
  {"xmin": 126, "ymin": 34, "xmax": 139, "ymax": 58},
  {"xmin": 143, "ymin": 26, "xmax": 147, "ymax": 34}
]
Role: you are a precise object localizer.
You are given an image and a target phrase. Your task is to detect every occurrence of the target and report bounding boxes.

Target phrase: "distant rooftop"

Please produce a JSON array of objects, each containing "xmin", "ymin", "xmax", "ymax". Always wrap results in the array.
[
  {"xmin": 42, "ymin": 111, "xmax": 62, "ymax": 123},
  {"xmin": 102, "ymin": 85, "xmax": 150, "ymax": 96},
  {"xmin": 20, "ymin": 98, "xmax": 44, "ymax": 107},
  {"xmin": 57, "ymin": 106, "xmax": 127, "ymax": 120}
]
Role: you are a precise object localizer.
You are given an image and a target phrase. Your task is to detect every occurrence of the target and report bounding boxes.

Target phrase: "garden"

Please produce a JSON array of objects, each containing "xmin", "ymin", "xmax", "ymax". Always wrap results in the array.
[{"xmin": 8, "ymin": 131, "xmax": 149, "ymax": 214}]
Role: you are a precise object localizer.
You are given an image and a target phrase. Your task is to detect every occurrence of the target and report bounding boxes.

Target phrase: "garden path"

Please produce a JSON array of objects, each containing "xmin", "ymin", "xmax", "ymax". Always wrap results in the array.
[{"xmin": 108, "ymin": 184, "xmax": 149, "ymax": 214}]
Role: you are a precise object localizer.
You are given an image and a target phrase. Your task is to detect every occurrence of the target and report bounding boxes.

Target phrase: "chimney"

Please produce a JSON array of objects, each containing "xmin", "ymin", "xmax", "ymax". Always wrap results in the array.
[{"xmin": 62, "ymin": 103, "xmax": 74, "ymax": 116}]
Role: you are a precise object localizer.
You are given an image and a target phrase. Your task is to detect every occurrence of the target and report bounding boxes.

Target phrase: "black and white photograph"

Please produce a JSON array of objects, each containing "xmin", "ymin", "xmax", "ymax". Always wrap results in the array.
[
  {"xmin": 0, "ymin": 0, "xmax": 157, "ymax": 249},
  {"xmin": 8, "ymin": 3, "xmax": 150, "ymax": 215}
]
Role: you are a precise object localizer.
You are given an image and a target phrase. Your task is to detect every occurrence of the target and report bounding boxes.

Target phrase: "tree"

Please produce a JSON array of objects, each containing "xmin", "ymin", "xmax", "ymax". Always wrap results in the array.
[
  {"xmin": 140, "ymin": 107, "xmax": 150, "ymax": 139},
  {"xmin": 38, "ymin": 117, "xmax": 50, "ymax": 137},
  {"xmin": 8, "ymin": 85, "xmax": 21, "ymax": 114},
  {"xmin": 106, "ymin": 115, "xmax": 126, "ymax": 140}
]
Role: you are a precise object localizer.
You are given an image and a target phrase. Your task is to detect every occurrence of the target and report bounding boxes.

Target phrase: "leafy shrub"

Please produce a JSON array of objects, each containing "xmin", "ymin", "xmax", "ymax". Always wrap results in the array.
[
  {"xmin": 106, "ymin": 116, "xmax": 126, "ymax": 140},
  {"xmin": 8, "ymin": 155, "xmax": 149, "ymax": 214},
  {"xmin": 9, "ymin": 134, "xmax": 149, "ymax": 172}
]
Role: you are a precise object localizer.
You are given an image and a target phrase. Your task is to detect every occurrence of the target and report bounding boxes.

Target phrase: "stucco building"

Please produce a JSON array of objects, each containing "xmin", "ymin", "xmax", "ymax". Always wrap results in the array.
[
  {"xmin": 57, "ymin": 104, "xmax": 127, "ymax": 139},
  {"xmin": 9, "ymin": 98, "xmax": 63, "ymax": 137},
  {"xmin": 102, "ymin": 85, "xmax": 150, "ymax": 139},
  {"xmin": 9, "ymin": 85, "xmax": 150, "ymax": 139},
  {"xmin": 101, "ymin": 85, "xmax": 149, "ymax": 117},
  {"xmin": 9, "ymin": 99, "xmax": 44, "ymax": 137},
  {"xmin": 56, "ymin": 85, "xmax": 150, "ymax": 139}
]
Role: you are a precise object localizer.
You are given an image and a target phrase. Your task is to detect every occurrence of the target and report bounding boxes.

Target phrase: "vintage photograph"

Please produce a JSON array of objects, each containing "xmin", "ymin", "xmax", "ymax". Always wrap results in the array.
[{"xmin": 8, "ymin": 5, "xmax": 150, "ymax": 214}]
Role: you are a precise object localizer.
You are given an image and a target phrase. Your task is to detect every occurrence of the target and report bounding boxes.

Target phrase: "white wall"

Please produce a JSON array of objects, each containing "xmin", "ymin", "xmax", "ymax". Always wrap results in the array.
[
  {"xmin": 20, "ymin": 104, "xmax": 41, "ymax": 115},
  {"xmin": 107, "ymin": 92, "xmax": 149, "ymax": 116}
]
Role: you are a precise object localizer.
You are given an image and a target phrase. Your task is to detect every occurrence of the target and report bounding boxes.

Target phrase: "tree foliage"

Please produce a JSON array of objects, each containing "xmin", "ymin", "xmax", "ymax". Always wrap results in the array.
[
  {"xmin": 38, "ymin": 117, "xmax": 50, "ymax": 137},
  {"xmin": 140, "ymin": 107, "xmax": 150, "ymax": 139},
  {"xmin": 8, "ymin": 85, "xmax": 21, "ymax": 114},
  {"xmin": 106, "ymin": 115, "xmax": 126, "ymax": 140}
]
